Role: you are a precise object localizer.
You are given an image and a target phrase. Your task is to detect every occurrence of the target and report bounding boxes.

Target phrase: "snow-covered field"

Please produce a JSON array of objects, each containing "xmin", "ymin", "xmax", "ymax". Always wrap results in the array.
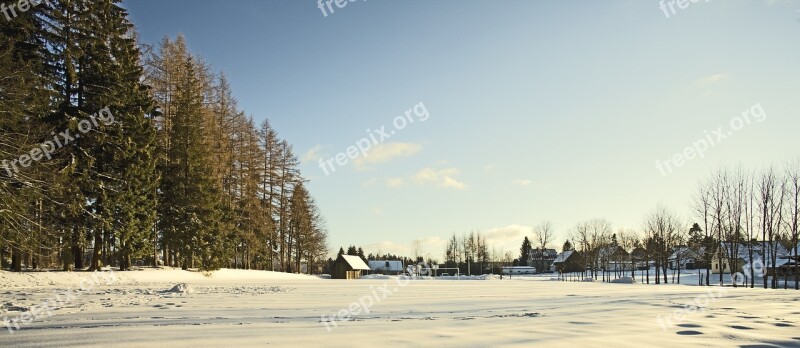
[{"xmin": 1, "ymin": 269, "xmax": 799, "ymax": 347}]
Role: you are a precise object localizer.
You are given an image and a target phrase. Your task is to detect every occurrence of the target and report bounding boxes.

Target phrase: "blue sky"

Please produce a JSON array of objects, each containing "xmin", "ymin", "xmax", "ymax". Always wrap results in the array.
[{"xmin": 125, "ymin": 0, "xmax": 800, "ymax": 260}]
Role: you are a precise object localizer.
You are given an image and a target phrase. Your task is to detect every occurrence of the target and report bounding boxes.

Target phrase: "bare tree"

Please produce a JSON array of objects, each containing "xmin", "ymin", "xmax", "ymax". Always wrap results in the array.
[
  {"xmin": 758, "ymin": 167, "xmax": 786, "ymax": 289},
  {"xmin": 723, "ymin": 168, "xmax": 747, "ymax": 287},
  {"xmin": 692, "ymin": 179, "xmax": 713, "ymax": 286},
  {"xmin": 787, "ymin": 160, "xmax": 800, "ymax": 290},
  {"xmin": 743, "ymin": 169, "xmax": 758, "ymax": 288},
  {"xmin": 534, "ymin": 220, "xmax": 554, "ymax": 252},
  {"xmin": 644, "ymin": 204, "xmax": 683, "ymax": 284},
  {"xmin": 618, "ymin": 228, "xmax": 639, "ymax": 279},
  {"xmin": 573, "ymin": 219, "xmax": 612, "ymax": 280}
]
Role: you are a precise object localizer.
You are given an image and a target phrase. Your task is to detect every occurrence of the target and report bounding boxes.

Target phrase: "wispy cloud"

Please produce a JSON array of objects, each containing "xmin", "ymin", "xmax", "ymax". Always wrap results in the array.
[
  {"xmin": 385, "ymin": 177, "xmax": 405, "ymax": 188},
  {"xmin": 354, "ymin": 142, "xmax": 422, "ymax": 171},
  {"xmin": 484, "ymin": 224, "xmax": 534, "ymax": 253},
  {"xmin": 442, "ymin": 176, "xmax": 467, "ymax": 190},
  {"xmin": 694, "ymin": 73, "xmax": 730, "ymax": 95},
  {"xmin": 301, "ymin": 144, "xmax": 324, "ymax": 164},
  {"xmin": 413, "ymin": 167, "xmax": 467, "ymax": 190},
  {"xmin": 511, "ymin": 179, "xmax": 531, "ymax": 187},
  {"xmin": 696, "ymin": 73, "xmax": 729, "ymax": 86}
]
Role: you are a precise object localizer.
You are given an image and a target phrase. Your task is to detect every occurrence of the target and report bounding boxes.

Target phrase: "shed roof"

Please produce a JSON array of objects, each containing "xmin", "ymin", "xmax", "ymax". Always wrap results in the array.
[
  {"xmin": 553, "ymin": 250, "xmax": 575, "ymax": 264},
  {"xmin": 338, "ymin": 255, "xmax": 371, "ymax": 270}
]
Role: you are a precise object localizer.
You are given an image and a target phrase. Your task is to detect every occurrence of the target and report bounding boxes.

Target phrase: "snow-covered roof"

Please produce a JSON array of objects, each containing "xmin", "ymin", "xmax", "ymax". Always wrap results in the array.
[
  {"xmin": 339, "ymin": 255, "xmax": 371, "ymax": 270},
  {"xmin": 368, "ymin": 260, "xmax": 403, "ymax": 271},
  {"xmin": 719, "ymin": 242, "xmax": 791, "ymax": 262},
  {"xmin": 743, "ymin": 257, "xmax": 790, "ymax": 270},
  {"xmin": 553, "ymin": 250, "xmax": 575, "ymax": 264},
  {"xmin": 668, "ymin": 247, "xmax": 703, "ymax": 261}
]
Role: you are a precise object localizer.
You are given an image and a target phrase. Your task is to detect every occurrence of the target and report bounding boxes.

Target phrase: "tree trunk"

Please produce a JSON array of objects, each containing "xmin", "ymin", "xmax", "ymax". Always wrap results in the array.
[
  {"xmin": 90, "ymin": 229, "xmax": 103, "ymax": 271},
  {"xmin": 795, "ymin": 247, "xmax": 799, "ymax": 290},
  {"xmin": 11, "ymin": 246, "xmax": 22, "ymax": 272}
]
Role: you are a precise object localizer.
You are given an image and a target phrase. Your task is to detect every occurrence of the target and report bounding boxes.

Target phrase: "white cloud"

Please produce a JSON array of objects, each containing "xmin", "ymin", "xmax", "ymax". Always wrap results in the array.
[
  {"xmin": 385, "ymin": 177, "xmax": 405, "ymax": 188},
  {"xmin": 301, "ymin": 144, "xmax": 324, "ymax": 164},
  {"xmin": 371, "ymin": 207, "xmax": 384, "ymax": 216},
  {"xmin": 511, "ymin": 179, "xmax": 531, "ymax": 187},
  {"xmin": 484, "ymin": 224, "xmax": 534, "ymax": 253},
  {"xmin": 413, "ymin": 167, "xmax": 467, "ymax": 190},
  {"xmin": 442, "ymin": 176, "xmax": 467, "ymax": 190},
  {"xmin": 694, "ymin": 73, "xmax": 730, "ymax": 95},
  {"xmin": 354, "ymin": 142, "xmax": 422, "ymax": 170},
  {"xmin": 696, "ymin": 73, "xmax": 729, "ymax": 86}
]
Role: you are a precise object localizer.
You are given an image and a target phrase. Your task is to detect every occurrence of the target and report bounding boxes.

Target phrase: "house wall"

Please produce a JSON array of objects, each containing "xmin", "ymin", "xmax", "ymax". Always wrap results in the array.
[
  {"xmin": 711, "ymin": 257, "xmax": 741, "ymax": 274},
  {"xmin": 529, "ymin": 259, "xmax": 554, "ymax": 273},
  {"xmin": 331, "ymin": 261, "xmax": 347, "ymax": 279}
]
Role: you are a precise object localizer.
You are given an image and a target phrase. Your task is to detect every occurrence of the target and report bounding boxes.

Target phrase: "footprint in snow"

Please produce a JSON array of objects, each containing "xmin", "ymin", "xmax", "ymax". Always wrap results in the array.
[
  {"xmin": 677, "ymin": 323, "xmax": 702, "ymax": 328},
  {"xmin": 729, "ymin": 325, "xmax": 753, "ymax": 330},
  {"xmin": 676, "ymin": 330, "xmax": 704, "ymax": 336}
]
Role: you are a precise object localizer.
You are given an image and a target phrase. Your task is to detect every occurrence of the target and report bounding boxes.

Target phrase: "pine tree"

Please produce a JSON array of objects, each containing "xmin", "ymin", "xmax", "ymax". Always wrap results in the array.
[
  {"xmin": 0, "ymin": 0, "xmax": 53, "ymax": 271},
  {"xmin": 160, "ymin": 56, "xmax": 225, "ymax": 271},
  {"xmin": 519, "ymin": 236, "xmax": 532, "ymax": 265}
]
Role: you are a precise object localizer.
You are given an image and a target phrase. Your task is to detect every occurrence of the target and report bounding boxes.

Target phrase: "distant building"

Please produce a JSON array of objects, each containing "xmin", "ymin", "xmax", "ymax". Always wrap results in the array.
[
  {"xmin": 552, "ymin": 250, "xmax": 584, "ymax": 274},
  {"xmin": 528, "ymin": 249, "xmax": 557, "ymax": 273},
  {"xmin": 331, "ymin": 255, "xmax": 371, "ymax": 279},
  {"xmin": 711, "ymin": 242, "xmax": 793, "ymax": 274},
  {"xmin": 368, "ymin": 260, "xmax": 404, "ymax": 275},
  {"xmin": 668, "ymin": 247, "xmax": 704, "ymax": 270},
  {"xmin": 595, "ymin": 246, "xmax": 631, "ymax": 272},
  {"xmin": 501, "ymin": 266, "xmax": 537, "ymax": 275}
]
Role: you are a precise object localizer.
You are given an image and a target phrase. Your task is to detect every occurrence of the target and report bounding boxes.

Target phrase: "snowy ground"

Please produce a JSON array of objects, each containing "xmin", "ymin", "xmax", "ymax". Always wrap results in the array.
[{"xmin": 1, "ymin": 269, "xmax": 799, "ymax": 347}]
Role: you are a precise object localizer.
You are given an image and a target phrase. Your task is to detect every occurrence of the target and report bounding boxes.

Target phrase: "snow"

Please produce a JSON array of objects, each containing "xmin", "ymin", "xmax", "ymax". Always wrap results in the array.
[
  {"xmin": 1, "ymin": 269, "xmax": 798, "ymax": 347},
  {"xmin": 165, "ymin": 283, "xmax": 194, "ymax": 295}
]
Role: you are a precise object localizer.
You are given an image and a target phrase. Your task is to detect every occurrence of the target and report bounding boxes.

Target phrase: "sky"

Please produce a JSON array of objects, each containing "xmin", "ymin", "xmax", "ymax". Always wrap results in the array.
[{"xmin": 124, "ymin": 0, "xmax": 800, "ymax": 261}]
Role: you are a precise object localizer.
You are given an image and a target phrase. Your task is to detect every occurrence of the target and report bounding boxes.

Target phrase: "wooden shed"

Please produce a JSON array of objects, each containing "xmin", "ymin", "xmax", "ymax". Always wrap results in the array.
[
  {"xmin": 331, "ymin": 254, "xmax": 371, "ymax": 279},
  {"xmin": 552, "ymin": 250, "xmax": 585, "ymax": 274}
]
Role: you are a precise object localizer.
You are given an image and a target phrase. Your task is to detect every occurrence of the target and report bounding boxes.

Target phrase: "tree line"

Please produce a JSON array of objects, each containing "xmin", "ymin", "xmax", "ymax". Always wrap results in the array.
[
  {"xmin": 0, "ymin": 0, "xmax": 328, "ymax": 273},
  {"xmin": 549, "ymin": 162, "xmax": 799, "ymax": 290}
]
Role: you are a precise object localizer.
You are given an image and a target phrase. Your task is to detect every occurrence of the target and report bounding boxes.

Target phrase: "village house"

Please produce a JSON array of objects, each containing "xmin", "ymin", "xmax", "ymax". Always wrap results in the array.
[
  {"xmin": 331, "ymin": 254, "xmax": 371, "ymax": 279},
  {"xmin": 711, "ymin": 242, "xmax": 793, "ymax": 275},
  {"xmin": 668, "ymin": 246, "xmax": 705, "ymax": 270}
]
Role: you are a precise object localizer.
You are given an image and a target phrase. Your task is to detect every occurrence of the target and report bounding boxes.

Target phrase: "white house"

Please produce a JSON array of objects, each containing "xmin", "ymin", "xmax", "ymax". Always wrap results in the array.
[
  {"xmin": 668, "ymin": 247, "xmax": 704, "ymax": 270},
  {"xmin": 711, "ymin": 242, "xmax": 791, "ymax": 274},
  {"xmin": 368, "ymin": 260, "xmax": 404, "ymax": 275},
  {"xmin": 501, "ymin": 266, "xmax": 537, "ymax": 275}
]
